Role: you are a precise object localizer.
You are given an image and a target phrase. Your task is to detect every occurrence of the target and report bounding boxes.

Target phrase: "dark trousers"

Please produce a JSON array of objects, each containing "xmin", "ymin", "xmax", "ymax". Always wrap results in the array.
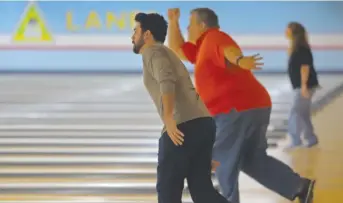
[{"xmin": 157, "ymin": 117, "xmax": 230, "ymax": 203}]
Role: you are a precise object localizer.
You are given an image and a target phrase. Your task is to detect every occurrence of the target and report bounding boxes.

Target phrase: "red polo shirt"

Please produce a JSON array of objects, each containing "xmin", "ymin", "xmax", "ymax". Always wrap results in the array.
[{"xmin": 181, "ymin": 28, "xmax": 271, "ymax": 115}]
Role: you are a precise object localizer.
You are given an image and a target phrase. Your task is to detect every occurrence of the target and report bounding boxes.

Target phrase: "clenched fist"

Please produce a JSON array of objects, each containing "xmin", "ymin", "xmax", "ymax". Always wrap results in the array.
[{"xmin": 168, "ymin": 8, "xmax": 180, "ymax": 21}]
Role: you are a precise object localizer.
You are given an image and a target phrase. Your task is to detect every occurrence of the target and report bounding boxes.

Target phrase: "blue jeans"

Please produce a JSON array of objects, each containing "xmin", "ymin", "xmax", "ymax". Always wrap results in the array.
[
  {"xmin": 288, "ymin": 89, "xmax": 318, "ymax": 146},
  {"xmin": 212, "ymin": 108, "xmax": 303, "ymax": 203}
]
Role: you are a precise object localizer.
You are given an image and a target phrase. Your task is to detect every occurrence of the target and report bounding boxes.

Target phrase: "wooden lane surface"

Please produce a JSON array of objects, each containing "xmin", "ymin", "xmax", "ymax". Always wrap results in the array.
[
  {"xmin": 0, "ymin": 93, "xmax": 338, "ymax": 202},
  {"xmin": 270, "ymin": 93, "xmax": 343, "ymax": 203},
  {"xmin": 0, "ymin": 74, "xmax": 342, "ymax": 202}
]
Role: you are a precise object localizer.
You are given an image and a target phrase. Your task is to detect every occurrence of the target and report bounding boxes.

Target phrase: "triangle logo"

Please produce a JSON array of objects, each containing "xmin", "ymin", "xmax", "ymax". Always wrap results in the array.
[{"xmin": 12, "ymin": 2, "xmax": 54, "ymax": 43}]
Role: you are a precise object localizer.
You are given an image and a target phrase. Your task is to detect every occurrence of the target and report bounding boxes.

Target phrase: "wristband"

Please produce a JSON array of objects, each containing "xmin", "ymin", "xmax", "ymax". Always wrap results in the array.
[{"xmin": 236, "ymin": 56, "xmax": 244, "ymax": 65}]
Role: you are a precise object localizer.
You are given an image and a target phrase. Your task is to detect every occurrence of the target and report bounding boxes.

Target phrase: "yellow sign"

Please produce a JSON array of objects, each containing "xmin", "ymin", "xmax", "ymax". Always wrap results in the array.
[
  {"xmin": 66, "ymin": 10, "xmax": 156, "ymax": 32},
  {"xmin": 12, "ymin": 3, "xmax": 53, "ymax": 43}
]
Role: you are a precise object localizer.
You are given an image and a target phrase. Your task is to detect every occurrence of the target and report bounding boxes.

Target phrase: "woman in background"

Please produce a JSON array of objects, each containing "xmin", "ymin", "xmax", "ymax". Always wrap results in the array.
[{"xmin": 285, "ymin": 22, "xmax": 319, "ymax": 149}]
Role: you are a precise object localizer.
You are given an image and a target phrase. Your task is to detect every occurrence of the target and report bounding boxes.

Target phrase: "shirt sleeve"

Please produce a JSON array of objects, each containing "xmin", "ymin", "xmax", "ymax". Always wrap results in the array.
[
  {"xmin": 210, "ymin": 31, "xmax": 238, "ymax": 49},
  {"xmin": 298, "ymin": 48, "xmax": 312, "ymax": 66},
  {"xmin": 196, "ymin": 31, "xmax": 239, "ymax": 69},
  {"xmin": 149, "ymin": 51, "xmax": 176, "ymax": 94},
  {"xmin": 181, "ymin": 42, "xmax": 197, "ymax": 64}
]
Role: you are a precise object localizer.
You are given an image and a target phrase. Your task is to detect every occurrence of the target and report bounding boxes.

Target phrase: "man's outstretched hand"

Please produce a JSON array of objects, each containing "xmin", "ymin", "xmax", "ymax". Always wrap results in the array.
[{"xmin": 238, "ymin": 54, "xmax": 264, "ymax": 70}]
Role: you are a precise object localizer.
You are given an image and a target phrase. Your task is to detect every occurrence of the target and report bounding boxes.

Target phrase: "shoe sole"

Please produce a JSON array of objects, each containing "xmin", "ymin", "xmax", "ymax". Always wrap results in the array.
[
  {"xmin": 305, "ymin": 142, "xmax": 319, "ymax": 148},
  {"xmin": 304, "ymin": 180, "xmax": 316, "ymax": 203}
]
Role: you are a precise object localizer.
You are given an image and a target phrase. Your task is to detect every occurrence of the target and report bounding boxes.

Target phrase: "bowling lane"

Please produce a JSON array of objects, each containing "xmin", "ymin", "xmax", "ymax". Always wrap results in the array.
[
  {"xmin": 0, "ymin": 73, "xmax": 342, "ymax": 203},
  {"xmin": 0, "ymin": 193, "xmax": 281, "ymax": 203},
  {"xmin": 0, "ymin": 162, "xmax": 286, "ymax": 195}
]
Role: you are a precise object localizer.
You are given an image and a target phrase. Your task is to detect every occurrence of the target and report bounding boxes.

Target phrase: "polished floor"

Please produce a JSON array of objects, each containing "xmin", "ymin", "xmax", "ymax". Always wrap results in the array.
[{"xmin": 0, "ymin": 73, "xmax": 342, "ymax": 203}]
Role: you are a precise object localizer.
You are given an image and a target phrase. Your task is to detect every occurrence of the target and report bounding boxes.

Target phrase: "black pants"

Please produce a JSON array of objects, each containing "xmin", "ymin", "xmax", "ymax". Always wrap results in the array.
[{"xmin": 156, "ymin": 117, "xmax": 230, "ymax": 203}]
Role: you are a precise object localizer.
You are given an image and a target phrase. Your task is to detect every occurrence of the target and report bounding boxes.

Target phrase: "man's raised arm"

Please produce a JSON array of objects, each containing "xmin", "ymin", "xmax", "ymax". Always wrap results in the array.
[{"xmin": 167, "ymin": 8, "xmax": 188, "ymax": 61}]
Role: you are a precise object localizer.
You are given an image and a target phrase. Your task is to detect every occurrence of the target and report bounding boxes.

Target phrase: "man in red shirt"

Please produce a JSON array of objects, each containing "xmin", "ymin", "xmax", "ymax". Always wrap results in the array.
[{"xmin": 167, "ymin": 8, "xmax": 315, "ymax": 203}]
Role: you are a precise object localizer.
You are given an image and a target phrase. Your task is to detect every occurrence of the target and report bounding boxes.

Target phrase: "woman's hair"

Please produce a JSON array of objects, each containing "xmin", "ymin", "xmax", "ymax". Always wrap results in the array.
[{"xmin": 288, "ymin": 22, "xmax": 310, "ymax": 52}]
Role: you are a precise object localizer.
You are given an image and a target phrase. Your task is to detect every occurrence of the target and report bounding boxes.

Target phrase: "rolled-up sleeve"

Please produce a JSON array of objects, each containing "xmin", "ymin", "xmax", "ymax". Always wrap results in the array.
[{"xmin": 150, "ymin": 51, "xmax": 176, "ymax": 94}]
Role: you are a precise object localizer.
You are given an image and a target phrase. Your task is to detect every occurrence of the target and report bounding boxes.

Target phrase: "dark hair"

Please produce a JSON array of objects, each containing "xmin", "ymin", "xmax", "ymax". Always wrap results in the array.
[
  {"xmin": 191, "ymin": 8, "xmax": 219, "ymax": 28},
  {"xmin": 134, "ymin": 13, "xmax": 168, "ymax": 43},
  {"xmin": 288, "ymin": 22, "xmax": 310, "ymax": 52}
]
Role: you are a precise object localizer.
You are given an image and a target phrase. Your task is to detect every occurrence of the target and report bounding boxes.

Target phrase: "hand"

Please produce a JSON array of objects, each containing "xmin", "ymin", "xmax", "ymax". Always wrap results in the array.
[
  {"xmin": 238, "ymin": 54, "xmax": 263, "ymax": 70},
  {"xmin": 165, "ymin": 117, "xmax": 184, "ymax": 146},
  {"xmin": 301, "ymin": 86, "xmax": 310, "ymax": 98},
  {"xmin": 211, "ymin": 160, "xmax": 220, "ymax": 172},
  {"xmin": 168, "ymin": 8, "xmax": 180, "ymax": 21}
]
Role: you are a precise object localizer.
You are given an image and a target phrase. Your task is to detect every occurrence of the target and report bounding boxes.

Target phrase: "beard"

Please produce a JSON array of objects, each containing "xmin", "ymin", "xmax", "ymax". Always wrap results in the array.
[{"xmin": 132, "ymin": 36, "xmax": 145, "ymax": 54}]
